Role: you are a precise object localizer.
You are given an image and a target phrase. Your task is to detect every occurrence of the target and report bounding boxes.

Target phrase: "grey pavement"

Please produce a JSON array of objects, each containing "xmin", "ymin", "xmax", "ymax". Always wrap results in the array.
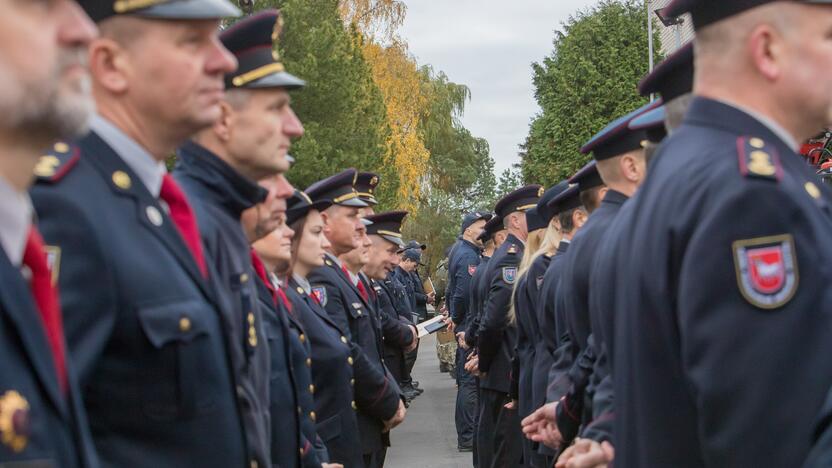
[{"xmin": 385, "ymin": 333, "xmax": 472, "ymax": 468}]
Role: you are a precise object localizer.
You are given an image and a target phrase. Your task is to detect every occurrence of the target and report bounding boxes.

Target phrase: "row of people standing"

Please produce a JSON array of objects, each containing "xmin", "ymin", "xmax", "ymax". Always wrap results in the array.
[
  {"xmin": 451, "ymin": 0, "xmax": 832, "ymax": 467},
  {"xmin": 0, "ymin": 1, "xmax": 430, "ymax": 467}
]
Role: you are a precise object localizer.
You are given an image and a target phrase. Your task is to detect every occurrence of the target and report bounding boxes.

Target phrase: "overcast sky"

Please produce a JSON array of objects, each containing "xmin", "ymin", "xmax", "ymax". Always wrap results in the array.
[{"xmin": 399, "ymin": 0, "xmax": 599, "ymax": 176}]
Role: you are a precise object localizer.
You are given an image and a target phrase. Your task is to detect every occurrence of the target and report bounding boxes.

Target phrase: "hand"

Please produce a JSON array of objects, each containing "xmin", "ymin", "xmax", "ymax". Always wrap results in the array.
[
  {"xmin": 456, "ymin": 331, "xmax": 469, "ymax": 349},
  {"xmin": 504, "ymin": 399, "xmax": 517, "ymax": 410},
  {"xmin": 384, "ymin": 399, "xmax": 407, "ymax": 432},
  {"xmin": 521, "ymin": 402, "xmax": 561, "ymax": 448},
  {"xmin": 443, "ymin": 316, "xmax": 455, "ymax": 334},
  {"xmin": 464, "ymin": 355, "xmax": 480, "ymax": 376},
  {"xmin": 427, "ymin": 292, "xmax": 436, "ymax": 305},
  {"xmin": 322, "ymin": 464, "xmax": 344, "ymax": 468},
  {"xmin": 405, "ymin": 326, "xmax": 419, "ymax": 352},
  {"xmin": 556, "ymin": 439, "xmax": 614, "ymax": 468}
]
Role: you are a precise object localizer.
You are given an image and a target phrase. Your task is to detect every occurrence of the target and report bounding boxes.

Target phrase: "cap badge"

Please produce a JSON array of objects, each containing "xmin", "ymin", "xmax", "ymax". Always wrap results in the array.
[{"xmin": 538, "ymin": 187, "xmax": 545, "ymax": 198}]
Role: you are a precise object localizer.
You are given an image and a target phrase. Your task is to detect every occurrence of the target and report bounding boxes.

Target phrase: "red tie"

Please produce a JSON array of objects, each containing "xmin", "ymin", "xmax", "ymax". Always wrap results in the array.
[
  {"xmin": 250, "ymin": 250, "xmax": 277, "ymax": 305},
  {"xmin": 22, "ymin": 228, "xmax": 68, "ymax": 394},
  {"xmin": 342, "ymin": 265, "xmax": 368, "ymax": 301},
  {"xmin": 160, "ymin": 175, "xmax": 208, "ymax": 278}
]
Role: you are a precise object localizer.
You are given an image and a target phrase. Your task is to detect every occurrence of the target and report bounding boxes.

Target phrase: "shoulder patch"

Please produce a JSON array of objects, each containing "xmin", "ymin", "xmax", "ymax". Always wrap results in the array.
[
  {"xmin": 736, "ymin": 136, "xmax": 782, "ymax": 182},
  {"xmin": 502, "ymin": 267, "xmax": 517, "ymax": 284},
  {"xmin": 732, "ymin": 234, "xmax": 798, "ymax": 309},
  {"xmin": 507, "ymin": 244, "xmax": 518, "ymax": 255},
  {"xmin": 311, "ymin": 286, "xmax": 327, "ymax": 307},
  {"xmin": 34, "ymin": 142, "xmax": 79, "ymax": 184}
]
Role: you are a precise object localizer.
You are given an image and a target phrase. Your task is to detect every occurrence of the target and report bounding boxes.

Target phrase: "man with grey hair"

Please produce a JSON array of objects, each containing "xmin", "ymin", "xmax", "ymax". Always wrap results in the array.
[
  {"xmin": 611, "ymin": 1, "xmax": 832, "ymax": 467},
  {"xmin": 29, "ymin": 1, "xmax": 258, "ymax": 466},
  {"xmin": 0, "ymin": 0, "xmax": 97, "ymax": 466}
]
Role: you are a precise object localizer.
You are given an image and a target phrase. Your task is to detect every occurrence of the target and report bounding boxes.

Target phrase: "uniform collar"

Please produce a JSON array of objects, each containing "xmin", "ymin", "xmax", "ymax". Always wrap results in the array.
[
  {"xmin": 175, "ymin": 140, "xmax": 267, "ymax": 217},
  {"xmin": 686, "ymin": 98, "xmax": 799, "ymax": 153},
  {"xmin": 602, "ymin": 189, "xmax": 629, "ymax": 207},
  {"xmin": 293, "ymin": 273, "xmax": 311, "ymax": 294},
  {"xmin": 90, "ymin": 115, "xmax": 166, "ymax": 197},
  {"xmin": 716, "ymin": 99, "xmax": 799, "ymax": 152},
  {"xmin": 0, "ymin": 174, "xmax": 32, "ymax": 266}
]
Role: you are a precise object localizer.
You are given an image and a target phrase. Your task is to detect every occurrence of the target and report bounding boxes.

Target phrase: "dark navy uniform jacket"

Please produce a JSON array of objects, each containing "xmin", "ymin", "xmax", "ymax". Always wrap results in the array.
[
  {"xmin": 31, "ymin": 132, "xmax": 247, "ymax": 467},
  {"xmin": 449, "ymin": 239, "xmax": 481, "ymax": 328},
  {"xmin": 513, "ymin": 253, "xmax": 551, "ymax": 422},
  {"xmin": 464, "ymin": 255, "xmax": 489, "ymax": 349},
  {"xmin": 253, "ymin": 272, "xmax": 327, "ymax": 468},
  {"xmin": 0, "ymin": 244, "xmax": 98, "ymax": 467},
  {"xmin": 553, "ymin": 190, "xmax": 628, "ymax": 440},
  {"xmin": 612, "ymin": 97, "xmax": 832, "ymax": 467},
  {"xmin": 409, "ymin": 269, "xmax": 428, "ymax": 319},
  {"xmin": 391, "ymin": 267, "xmax": 416, "ymax": 319},
  {"xmin": 287, "ymin": 277, "xmax": 379, "ymax": 468},
  {"xmin": 308, "ymin": 257, "xmax": 402, "ymax": 454},
  {"xmin": 173, "ymin": 141, "xmax": 271, "ymax": 466},
  {"xmin": 539, "ymin": 241, "xmax": 571, "ymax": 405},
  {"xmin": 478, "ymin": 234, "xmax": 523, "ymax": 394},
  {"xmin": 372, "ymin": 278, "xmax": 410, "ymax": 384}
]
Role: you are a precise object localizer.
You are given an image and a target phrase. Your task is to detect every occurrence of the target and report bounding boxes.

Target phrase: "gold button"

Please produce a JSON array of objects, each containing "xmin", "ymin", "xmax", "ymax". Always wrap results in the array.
[
  {"xmin": 749, "ymin": 137, "xmax": 765, "ymax": 149},
  {"xmin": 348, "ymin": 357, "xmax": 354, "ymax": 366},
  {"xmin": 179, "ymin": 317, "xmax": 191, "ymax": 332},
  {"xmin": 340, "ymin": 336, "xmax": 348, "ymax": 344},
  {"xmin": 310, "ymin": 411, "xmax": 316, "ymax": 422},
  {"xmin": 299, "ymin": 334, "xmax": 306, "ymax": 343},
  {"xmin": 112, "ymin": 171, "xmax": 131, "ymax": 190},
  {"xmin": 309, "ymin": 384, "xmax": 315, "ymax": 394},
  {"xmin": 350, "ymin": 379, "xmax": 355, "ymax": 387},
  {"xmin": 240, "ymin": 273, "xmax": 249, "ymax": 283},
  {"xmin": 299, "ymin": 447, "xmax": 305, "ymax": 456},
  {"xmin": 54, "ymin": 142, "xmax": 70, "ymax": 153},
  {"xmin": 306, "ymin": 358, "xmax": 312, "ymax": 368},
  {"xmin": 351, "ymin": 401, "xmax": 357, "ymax": 410},
  {"xmin": 297, "ymin": 287, "xmax": 304, "ymax": 294},
  {"xmin": 249, "ymin": 329, "xmax": 258, "ymax": 347},
  {"xmin": 247, "ymin": 313, "xmax": 255, "ymax": 325},
  {"xmin": 806, "ymin": 182, "xmax": 821, "ymax": 199}
]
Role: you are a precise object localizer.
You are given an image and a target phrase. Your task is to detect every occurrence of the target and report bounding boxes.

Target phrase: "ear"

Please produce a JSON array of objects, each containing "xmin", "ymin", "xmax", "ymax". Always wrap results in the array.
[
  {"xmin": 621, "ymin": 153, "xmax": 639, "ymax": 182},
  {"xmin": 748, "ymin": 23, "xmax": 781, "ymax": 82},
  {"xmin": 214, "ymin": 101, "xmax": 235, "ymax": 142},
  {"xmin": 89, "ymin": 38, "xmax": 130, "ymax": 94}
]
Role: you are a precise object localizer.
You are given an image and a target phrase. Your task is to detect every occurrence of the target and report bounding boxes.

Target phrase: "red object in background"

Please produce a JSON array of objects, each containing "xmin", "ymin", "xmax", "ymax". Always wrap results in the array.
[{"xmin": 800, "ymin": 130, "xmax": 832, "ymax": 167}]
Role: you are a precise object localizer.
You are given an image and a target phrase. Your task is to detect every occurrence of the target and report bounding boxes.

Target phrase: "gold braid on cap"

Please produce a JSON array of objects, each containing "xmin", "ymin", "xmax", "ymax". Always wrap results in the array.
[
  {"xmin": 113, "ymin": 0, "xmax": 167, "ymax": 13},
  {"xmin": 231, "ymin": 63, "xmax": 286, "ymax": 88}
]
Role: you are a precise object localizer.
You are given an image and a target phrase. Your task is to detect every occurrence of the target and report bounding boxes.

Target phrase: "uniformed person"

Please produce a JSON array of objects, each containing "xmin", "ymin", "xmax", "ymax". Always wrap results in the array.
[
  {"xmin": 172, "ymin": 10, "xmax": 305, "ymax": 467},
  {"xmin": 355, "ymin": 171, "xmax": 381, "ymax": 216},
  {"xmin": 511, "ymin": 182, "xmax": 567, "ymax": 468},
  {"xmin": 0, "ymin": 1, "xmax": 97, "ymax": 466},
  {"xmin": 555, "ymin": 44, "xmax": 695, "ymax": 468},
  {"xmin": 523, "ymin": 103, "xmax": 655, "ymax": 455},
  {"xmin": 388, "ymin": 248, "xmax": 422, "ymax": 402},
  {"xmin": 248, "ymin": 188, "xmax": 336, "ymax": 468},
  {"xmin": 362, "ymin": 212, "xmax": 415, "ymax": 396},
  {"xmin": 306, "ymin": 170, "xmax": 408, "ymax": 468},
  {"xmin": 448, "ymin": 211, "xmax": 489, "ymax": 452},
  {"xmin": 477, "ymin": 185, "xmax": 541, "ymax": 468},
  {"xmin": 403, "ymin": 240, "xmax": 432, "ymax": 323},
  {"xmin": 30, "ymin": 1, "xmax": 260, "ymax": 466},
  {"xmin": 270, "ymin": 190, "xmax": 380, "ymax": 467},
  {"xmin": 610, "ymin": 1, "xmax": 832, "ymax": 466}
]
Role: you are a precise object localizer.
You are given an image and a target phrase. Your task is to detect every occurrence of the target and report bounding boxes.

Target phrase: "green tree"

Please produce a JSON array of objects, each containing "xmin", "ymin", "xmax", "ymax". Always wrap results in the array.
[
  {"xmin": 260, "ymin": 0, "xmax": 392, "ymax": 192},
  {"xmin": 495, "ymin": 166, "xmax": 524, "ymax": 201},
  {"xmin": 521, "ymin": 0, "xmax": 662, "ymax": 185}
]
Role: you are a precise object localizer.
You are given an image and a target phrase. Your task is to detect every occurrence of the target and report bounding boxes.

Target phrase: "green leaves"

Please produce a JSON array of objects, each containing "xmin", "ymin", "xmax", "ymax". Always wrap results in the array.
[{"xmin": 521, "ymin": 0, "xmax": 662, "ymax": 185}]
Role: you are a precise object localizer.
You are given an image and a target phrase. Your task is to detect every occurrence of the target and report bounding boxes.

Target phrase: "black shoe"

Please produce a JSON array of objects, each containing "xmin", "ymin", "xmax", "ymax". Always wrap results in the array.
[
  {"xmin": 413, "ymin": 387, "xmax": 424, "ymax": 395},
  {"xmin": 411, "ymin": 381, "xmax": 420, "ymax": 388},
  {"xmin": 457, "ymin": 445, "xmax": 473, "ymax": 452}
]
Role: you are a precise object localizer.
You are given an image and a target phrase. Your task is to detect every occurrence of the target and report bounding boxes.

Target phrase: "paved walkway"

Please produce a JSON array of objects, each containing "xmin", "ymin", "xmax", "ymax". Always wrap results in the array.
[{"xmin": 385, "ymin": 334, "xmax": 472, "ymax": 468}]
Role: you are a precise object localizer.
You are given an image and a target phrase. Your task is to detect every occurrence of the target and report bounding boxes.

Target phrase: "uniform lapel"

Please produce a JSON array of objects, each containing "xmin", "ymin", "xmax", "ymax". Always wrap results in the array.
[
  {"xmin": 81, "ymin": 133, "xmax": 217, "ymax": 304},
  {"xmin": 0, "ymin": 246, "xmax": 67, "ymax": 418}
]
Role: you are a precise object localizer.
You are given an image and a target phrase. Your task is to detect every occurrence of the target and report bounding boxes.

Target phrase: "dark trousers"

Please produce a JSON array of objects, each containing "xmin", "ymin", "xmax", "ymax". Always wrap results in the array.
[
  {"xmin": 478, "ymin": 388, "xmax": 523, "ymax": 468},
  {"xmin": 455, "ymin": 347, "xmax": 477, "ymax": 448},
  {"xmin": 363, "ymin": 447, "xmax": 386, "ymax": 468},
  {"xmin": 404, "ymin": 345, "xmax": 418, "ymax": 385}
]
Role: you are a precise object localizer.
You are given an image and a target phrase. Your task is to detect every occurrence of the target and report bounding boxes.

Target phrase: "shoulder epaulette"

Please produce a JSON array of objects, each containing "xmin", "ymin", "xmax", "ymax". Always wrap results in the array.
[
  {"xmin": 737, "ymin": 136, "xmax": 782, "ymax": 182},
  {"xmin": 507, "ymin": 244, "xmax": 518, "ymax": 255},
  {"xmin": 34, "ymin": 141, "xmax": 80, "ymax": 184}
]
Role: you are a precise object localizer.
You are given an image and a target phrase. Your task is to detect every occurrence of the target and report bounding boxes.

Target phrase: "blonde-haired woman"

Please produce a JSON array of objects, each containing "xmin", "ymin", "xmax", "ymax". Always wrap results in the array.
[{"xmin": 509, "ymin": 183, "xmax": 567, "ymax": 468}]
